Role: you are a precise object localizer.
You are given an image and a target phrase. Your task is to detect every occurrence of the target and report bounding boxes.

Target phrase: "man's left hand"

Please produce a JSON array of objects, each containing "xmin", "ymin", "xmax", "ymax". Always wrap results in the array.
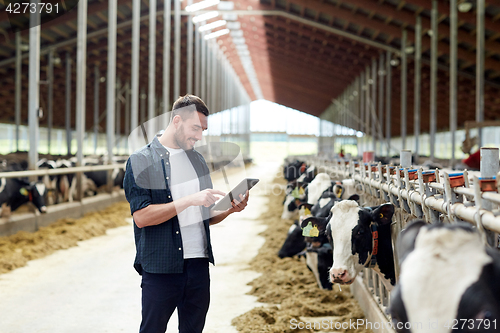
[{"xmin": 228, "ymin": 190, "xmax": 249, "ymax": 213}]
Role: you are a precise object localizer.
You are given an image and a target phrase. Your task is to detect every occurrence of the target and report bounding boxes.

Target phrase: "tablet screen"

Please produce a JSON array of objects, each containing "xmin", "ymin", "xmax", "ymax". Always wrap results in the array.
[{"xmin": 211, "ymin": 178, "xmax": 259, "ymax": 211}]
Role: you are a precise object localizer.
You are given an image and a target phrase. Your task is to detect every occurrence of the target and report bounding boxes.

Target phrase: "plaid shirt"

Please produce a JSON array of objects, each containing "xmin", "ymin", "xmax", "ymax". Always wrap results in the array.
[{"xmin": 123, "ymin": 136, "xmax": 214, "ymax": 275}]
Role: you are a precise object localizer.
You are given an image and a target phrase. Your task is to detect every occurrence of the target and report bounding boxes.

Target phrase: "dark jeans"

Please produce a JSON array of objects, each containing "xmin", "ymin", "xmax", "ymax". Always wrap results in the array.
[{"xmin": 139, "ymin": 258, "xmax": 210, "ymax": 333}]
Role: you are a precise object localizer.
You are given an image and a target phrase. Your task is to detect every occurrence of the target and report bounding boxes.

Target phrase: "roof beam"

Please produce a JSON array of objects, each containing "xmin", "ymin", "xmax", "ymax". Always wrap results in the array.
[
  {"xmin": 335, "ymin": 0, "xmax": 500, "ymax": 57},
  {"xmin": 273, "ymin": 0, "xmax": 500, "ymax": 73}
]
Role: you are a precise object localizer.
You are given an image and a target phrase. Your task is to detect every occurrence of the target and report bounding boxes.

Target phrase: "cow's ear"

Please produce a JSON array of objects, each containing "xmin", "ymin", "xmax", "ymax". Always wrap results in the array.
[
  {"xmin": 372, "ymin": 203, "xmax": 395, "ymax": 226},
  {"xmin": 347, "ymin": 194, "xmax": 359, "ymax": 202},
  {"xmin": 300, "ymin": 215, "xmax": 329, "ymax": 232},
  {"xmin": 320, "ymin": 191, "xmax": 338, "ymax": 199},
  {"xmin": 397, "ymin": 220, "xmax": 427, "ymax": 264},
  {"xmin": 300, "ymin": 216, "xmax": 318, "ymax": 229},
  {"xmin": 298, "ymin": 202, "xmax": 313, "ymax": 210},
  {"xmin": 332, "ymin": 184, "xmax": 344, "ymax": 198},
  {"xmin": 325, "ymin": 222, "xmax": 333, "ymax": 242}
]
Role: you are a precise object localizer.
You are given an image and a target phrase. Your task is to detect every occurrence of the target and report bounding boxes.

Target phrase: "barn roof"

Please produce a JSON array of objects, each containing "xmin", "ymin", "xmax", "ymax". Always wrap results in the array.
[{"xmin": 1, "ymin": 0, "xmax": 500, "ymax": 138}]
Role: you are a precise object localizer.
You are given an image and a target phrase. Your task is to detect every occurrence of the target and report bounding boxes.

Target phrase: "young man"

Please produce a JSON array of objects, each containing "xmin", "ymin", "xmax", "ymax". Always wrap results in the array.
[{"xmin": 123, "ymin": 95, "xmax": 249, "ymax": 333}]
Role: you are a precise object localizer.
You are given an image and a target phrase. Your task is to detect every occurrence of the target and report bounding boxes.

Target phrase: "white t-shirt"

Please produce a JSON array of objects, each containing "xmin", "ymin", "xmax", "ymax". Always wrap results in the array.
[{"xmin": 165, "ymin": 146, "xmax": 208, "ymax": 259}]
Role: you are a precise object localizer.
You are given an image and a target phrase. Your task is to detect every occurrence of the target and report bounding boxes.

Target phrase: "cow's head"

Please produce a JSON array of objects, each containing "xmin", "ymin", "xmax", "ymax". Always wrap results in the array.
[
  {"xmin": 305, "ymin": 173, "xmax": 332, "ymax": 205},
  {"xmin": 391, "ymin": 221, "xmax": 500, "ymax": 333},
  {"xmin": 326, "ymin": 201, "xmax": 394, "ymax": 285},
  {"xmin": 29, "ymin": 182, "xmax": 47, "ymax": 213},
  {"xmin": 335, "ymin": 179, "xmax": 360, "ymax": 200},
  {"xmin": 300, "ymin": 214, "xmax": 332, "ymax": 246},
  {"xmin": 278, "ymin": 220, "xmax": 306, "ymax": 258},
  {"xmin": 281, "ymin": 183, "xmax": 307, "ymax": 220}
]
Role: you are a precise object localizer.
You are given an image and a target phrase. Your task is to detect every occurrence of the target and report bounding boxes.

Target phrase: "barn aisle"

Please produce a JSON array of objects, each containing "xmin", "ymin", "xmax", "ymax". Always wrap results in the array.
[{"xmin": 0, "ymin": 161, "xmax": 279, "ymax": 333}]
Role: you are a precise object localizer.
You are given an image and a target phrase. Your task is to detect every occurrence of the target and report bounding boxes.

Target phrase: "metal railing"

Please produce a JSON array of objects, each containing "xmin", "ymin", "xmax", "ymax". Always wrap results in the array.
[{"xmin": 0, "ymin": 163, "xmax": 126, "ymax": 179}]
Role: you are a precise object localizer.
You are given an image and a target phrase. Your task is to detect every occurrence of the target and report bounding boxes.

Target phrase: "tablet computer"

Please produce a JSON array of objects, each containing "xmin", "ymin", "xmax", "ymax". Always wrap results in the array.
[{"xmin": 211, "ymin": 178, "xmax": 259, "ymax": 211}]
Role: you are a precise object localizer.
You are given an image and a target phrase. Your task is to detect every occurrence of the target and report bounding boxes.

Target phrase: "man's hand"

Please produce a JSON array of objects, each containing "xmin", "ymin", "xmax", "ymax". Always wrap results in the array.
[
  {"xmin": 188, "ymin": 189, "xmax": 226, "ymax": 207},
  {"xmin": 227, "ymin": 190, "xmax": 249, "ymax": 213}
]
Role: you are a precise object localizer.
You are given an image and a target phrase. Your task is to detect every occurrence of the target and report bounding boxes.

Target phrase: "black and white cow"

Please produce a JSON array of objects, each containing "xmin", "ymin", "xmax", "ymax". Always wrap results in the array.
[
  {"xmin": 281, "ymin": 172, "xmax": 332, "ymax": 220},
  {"xmin": 305, "ymin": 173, "xmax": 333, "ymax": 206},
  {"xmin": 296, "ymin": 165, "xmax": 316, "ymax": 184},
  {"xmin": 57, "ymin": 159, "xmax": 117, "ymax": 202},
  {"xmin": 85, "ymin": 168, "xmax": 124, "ymax": 189},
  {"xmin": 279, "ymin": 191, "xmax": 342, "ymax": 258},
  {"xmin": 281, "ymin": 183, "xmax": 308, "ymax": 220},
  {"xmin": 332, "ymin": 179, "xmax": 359, "ymax": 201},
  {"xmin": 37, "ymin": 158, "xmax": 59, "ymax": 205},
  {"xmin": 280, "ymin": 190, "xmax": 360, "ymax": 290},
  {"xmin": 301, "ymin": 200, "xmax": 396, "ymax": 290},
  {"xmin": 283, "ymin": 160, "xmax": 306, "ymax": 182},
  {"xmin": 277, "ymin": 214, "xmax": 333, "ymax": 290},
  {"xmin": 311, "ymin": 190, "xmax": 360, "ymax": 218},
  {"xmin": 0, "ymin": 178, "xmax": 47, "ymax": 217},
  {"xmin": 306, "ymin": 244, "xmax": 334, "ymax": 290},
  {"xmin": 390, "ymin": 221, "xmax": 500, "ymax": 333},
  {"xmin": 278, "ymin": 220, "xmax": 307, "ymax": 259},
  {"xmin": 279, "ymin": 188, "xmax": 359, "ymax": 252}
]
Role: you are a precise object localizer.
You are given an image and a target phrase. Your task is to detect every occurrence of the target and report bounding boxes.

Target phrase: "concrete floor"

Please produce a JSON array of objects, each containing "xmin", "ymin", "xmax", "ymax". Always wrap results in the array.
[{"xmin": 0, "ymin": 161, "xmax": 280, "ymax": 333}]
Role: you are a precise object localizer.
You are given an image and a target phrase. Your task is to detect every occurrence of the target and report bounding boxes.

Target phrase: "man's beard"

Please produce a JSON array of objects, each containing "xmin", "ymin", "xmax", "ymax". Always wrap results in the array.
[{"xmin": 174, "ymin": 124, "xmax": 195, "ymax": 151}]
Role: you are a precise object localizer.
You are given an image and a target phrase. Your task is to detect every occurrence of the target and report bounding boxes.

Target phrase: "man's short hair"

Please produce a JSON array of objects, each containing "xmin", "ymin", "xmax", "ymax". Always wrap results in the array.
[{"xmin": 171, "ymin": 95, "xmax": 209, "ymax": 121}]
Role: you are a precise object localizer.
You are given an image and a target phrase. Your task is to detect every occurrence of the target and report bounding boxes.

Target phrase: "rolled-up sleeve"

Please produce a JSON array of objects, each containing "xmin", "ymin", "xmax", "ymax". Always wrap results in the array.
[{"xmin": 124, "ymin": 157, "xmax": 152, "ymax": 215}]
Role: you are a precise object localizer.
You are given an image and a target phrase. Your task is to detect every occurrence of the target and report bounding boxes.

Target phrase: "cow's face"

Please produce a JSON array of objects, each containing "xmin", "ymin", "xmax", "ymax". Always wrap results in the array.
[
  {"xmin": 306, "ymin": 173, "xmax": 332, "ymax": 205},
  {"xmin": 391, "ymin": 221, "xmax": 500, "ymax": 333},
  {"xmin": 29, "ymin": 182, "xmax": 47, "ymax": 213},
  {"xmin": 281, "ymin": 195, "xmax": 298, "ymax": 219},
  {"xmin": 327, "ymin": 201, "xmax": 394, "ymax": 285},
  {"xmin": 278, "ymin": 221, "xmax": 306, "ymax": 258},
  {"xmin": 281, "ymin": 184, "xmax": 307, "ymax": 220},
  {"xmin": 337, "ymin": 179, "xmax": 359, "ymax": 200}
]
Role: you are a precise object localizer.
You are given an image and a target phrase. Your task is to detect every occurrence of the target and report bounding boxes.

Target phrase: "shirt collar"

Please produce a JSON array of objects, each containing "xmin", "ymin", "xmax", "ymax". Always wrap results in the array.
[
  {"xmin": 150, "ymin": 136, "xmax": 196, "ymax": 158},
  {"xmin": 147, "ymin": 137, "xmax": 167, "ymax": 159}
]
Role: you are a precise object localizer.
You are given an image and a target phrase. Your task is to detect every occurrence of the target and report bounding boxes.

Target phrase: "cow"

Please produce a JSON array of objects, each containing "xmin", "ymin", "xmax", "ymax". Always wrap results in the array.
[
  {"xmin": 301, "ymin": 200, "xmax": 396, "ymax": 290},
  {"xmin": 0, "ymin": 178, "xmax": 47, "ymax": 217},
  {"xmin": 278, "ymin": 220, "xmax": 307, "ymax": 259},
  {"xmin": 311, "ymin": 190, "xmax": 360, "ymax": 218},
  {"xmin": 296, "ymin": 165, "xmax": 316, "ymax": 184},
  {"xmin": 85, "ymin": 168, "xmax": 125, "ymax": 189},
  {"xmin": 390, "ymin": 221, "xmax": 500, "ymax": 333},
  {"xmin": 37, "ymin": 158, "xmax": 59, "ymax": 205},
  {"xmin": 332, "ymin": 179, "xmax": 359, "ymax": 201},
  {"xmin": 280, "ymin": 172, "xmax": 331, "ymax": 220},
  {"xmin": 305, "ymin": 173, "xmax": 333, "ymax": 206},
  {"xmin": 306, "ymin": 244, "xmax": 334, "ymax": 290},
  {"xmin": 277, "ymin": 214, "xmax": 334, "ymax": 290},
  {"xmin": 281, "ymin": 183, "xmax": 308, "ymax": 220},
  {"xmin": 279, "ymin": 190, "xmax": 359, "ymax": 259},
  {"xmin": 58, "ymin": 158, "xmax": 125, "ymax": 202},
  {"xmin": 283, "ymin": 160, "xmax": 306, "ymax": 182},
  {"xmin": 81, "ymin": 157, "xmax": 125, "ymax": 191},
  {"xmin": 280, "ymin": 189, "xmax": 360, "ymax": 290}
]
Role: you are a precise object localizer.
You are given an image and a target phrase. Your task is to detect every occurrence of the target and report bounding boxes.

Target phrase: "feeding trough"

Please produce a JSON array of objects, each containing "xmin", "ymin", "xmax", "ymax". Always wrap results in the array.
[
  {"xmin": 478, "ymin": 177, "xmax": 497, "ymax": 192},
  {"xmin": 448, "ymin": 172, "xmax": 465, "ymax": 188},
  {"xmin": 399, "ymin": 168, "xmax": 418, "ymax": 180},
  {"xmin": 422, "ymin": 170, "xmax": 436, "ymax": 183}
]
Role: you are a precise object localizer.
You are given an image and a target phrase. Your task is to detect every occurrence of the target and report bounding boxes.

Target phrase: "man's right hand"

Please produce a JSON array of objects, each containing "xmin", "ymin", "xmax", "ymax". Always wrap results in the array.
[{"xmin": 188, "ymin": 189, "xmax": 226, "ymax": 207}]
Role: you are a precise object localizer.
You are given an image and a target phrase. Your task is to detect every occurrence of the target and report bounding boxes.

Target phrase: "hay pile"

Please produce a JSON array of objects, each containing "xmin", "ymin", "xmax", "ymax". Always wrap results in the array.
[
  {"xmin": 0, "ymin": 201, "xmax": 129, "ymax": 274},
  {"xmin": 231, "ymin": 177, "xmax": 372, "ymax": 333}
]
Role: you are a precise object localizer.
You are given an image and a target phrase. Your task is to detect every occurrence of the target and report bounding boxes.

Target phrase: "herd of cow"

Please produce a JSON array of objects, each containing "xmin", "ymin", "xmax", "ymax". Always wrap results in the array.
[
  {"xmin": 279, "ymin": 159, "xmax": 500, "ymax": 332},
  {"xmin": 0, "ymin": 153, "xmax": 126, "ymax": 218}
]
